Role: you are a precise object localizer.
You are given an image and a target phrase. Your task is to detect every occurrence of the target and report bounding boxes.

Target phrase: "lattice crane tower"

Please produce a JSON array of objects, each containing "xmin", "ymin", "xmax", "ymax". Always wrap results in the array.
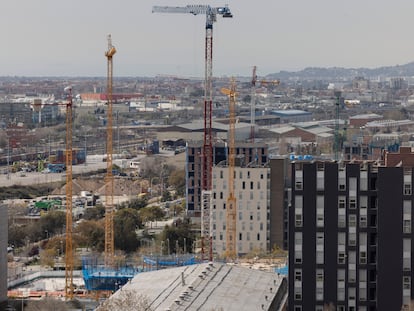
[
  {"xmin": 221, "ymin": 79, "xmax": 237, "ymax": 260},
  {"xmin": 105, "ymin": 34, "xmax": 116, "ymax": 266},
  {"xmin": 64, "ymin": 86, "xmax": 74, "ymax": 299},
  {"xmin": 152, "ymin": 4, "xmax": 233, "ymax": 261}
]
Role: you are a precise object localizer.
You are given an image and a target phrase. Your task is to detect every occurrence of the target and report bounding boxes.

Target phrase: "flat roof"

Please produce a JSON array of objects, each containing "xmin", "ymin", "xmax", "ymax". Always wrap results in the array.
[{"xmin": 97, "ymin": 262, "xmax": 287, "ymax": 311}]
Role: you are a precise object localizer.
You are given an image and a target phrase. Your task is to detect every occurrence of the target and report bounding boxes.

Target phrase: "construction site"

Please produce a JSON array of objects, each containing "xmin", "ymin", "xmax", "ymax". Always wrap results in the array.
[{"xmin": 1, "ymin": 3, "xmax": 290, "ymax": 310}]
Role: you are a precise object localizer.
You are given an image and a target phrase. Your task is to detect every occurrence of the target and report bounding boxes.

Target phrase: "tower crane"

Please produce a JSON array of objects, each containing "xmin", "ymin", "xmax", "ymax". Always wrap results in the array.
[
  {"xmin": 104, "ymin": 34, "xmax": 116, "ymax": 267},
  {"xmin": 221, "ymin": 79, "xmax": 237, "ymax": 260},
  {"xmin": 152, "ymin": 4, "xmax": 233, "ymax": 261},
  {"xmin": 64, "ymin": 86, "xmax": 74, "ymax": 299},
  {"xmin": 250, "ymin": 66, "xmax": 280, "ymax": 142}
]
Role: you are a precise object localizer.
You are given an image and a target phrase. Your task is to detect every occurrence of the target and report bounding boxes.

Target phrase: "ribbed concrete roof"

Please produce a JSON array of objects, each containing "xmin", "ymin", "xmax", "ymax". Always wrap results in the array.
[{"xmin": 98, "ymin": 262, "xmax": 287, "ymax": 311}]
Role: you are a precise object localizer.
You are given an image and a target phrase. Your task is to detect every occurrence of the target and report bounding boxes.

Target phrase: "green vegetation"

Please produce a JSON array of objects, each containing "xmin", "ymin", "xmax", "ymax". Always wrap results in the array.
[{"xmin": 0, "ymin": 182, "xmax": 63, "ymax": 200}]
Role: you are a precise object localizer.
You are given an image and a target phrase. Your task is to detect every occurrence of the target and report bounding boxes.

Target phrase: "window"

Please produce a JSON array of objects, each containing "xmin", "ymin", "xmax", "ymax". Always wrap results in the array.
[
  {"xmin": 294, "ymin": 269, "xmax": 302, "ymax": 282},
  {"xmin": 349, "ymin": 198, "xmax": 357, "ymax": 209},
  {"xmin": 247, "ymin": 170, "xmax": 250, "ymax": 179},
  {"xmin": 359, "ymin": 270, "xmax": 367, "ymax": 301},
  {"xmin": 220, "ymin": 170, "xmax": 223, "ymax": 178},
  {"xmin": 403, "ymin": 276, "xmax": 411, "ymax": 290},
  {"xmin": 316, "ymin": 196, "xmax": 324, "ymax": 228},
  {"xmin": 349, "ymin": 232, "xmax": 356, "ymax": 246},
  {"xmin": 360, "ymin": 171, "xmax": 368, "ymax": 191},
  {"xmin": 403, "ymin": 239, "xmax": 411, "ymax": 271},
  {"xmin": 338, "ymin": 252, "xmax": 346, "ymax": 264},
  {"xmin": 295, "ymin": 232, "xmax": 303, "ymax": 264},
  {"xmin": 360, "ymin": 215, "xmax": 367, "ymax": 228},
  {"xmin": 295, "ymin": 196, "xmax": 303, "ymax": 227},
  {"xmin": 404, "ymin": 183, "xmax": 412, "ymax": 195},
  {"xmin": 338, "ymin": 170, "xmax": 346, "ymax": 190},
  {"xmin": 349, "ymin": 214, "xmax": 357, "ymax": 227},
  {"xmin": 404, "ymin": 200, "xmax": 412, "ymax": 233},
  {"xmin": 338, "ymin": 197, "xmax": 346, "ymax": 227},
  {"xmin": 295, "ymin": 170, "xmax": 303, "ymax": 190},
  {"xmin": 316, "ymin": 232, "xmax": 324, "ymax": 264},
  {"xmin": 317, "ymin": 171, "xmax": 324, "ymax": 190},
  {"xmin": 250, "ymin": 181, "xmax": 254, "ymax": 190}
]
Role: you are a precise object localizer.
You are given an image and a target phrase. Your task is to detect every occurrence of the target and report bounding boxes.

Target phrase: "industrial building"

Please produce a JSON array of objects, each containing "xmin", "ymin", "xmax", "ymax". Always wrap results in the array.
[
  {"xmin": 289, "ymin": 160, "xmax": 414, "ymax": 310},
  {"xmin": 0, "ymin": 204, "xmax": 7, "ymax": 304},
  {"xmin": 96, "ymin": 262, "xmax": 287, "ymax": 311}
]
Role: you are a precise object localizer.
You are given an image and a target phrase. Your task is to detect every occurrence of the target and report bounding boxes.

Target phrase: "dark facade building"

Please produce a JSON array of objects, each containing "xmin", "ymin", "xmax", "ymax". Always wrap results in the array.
[
  {"xmin": 289, "ymin": 161, "xmax": 414, "ymax": 310},
  {"xmin": 269, "ymin": 157, "xmax": 290, "ymax": 250}
]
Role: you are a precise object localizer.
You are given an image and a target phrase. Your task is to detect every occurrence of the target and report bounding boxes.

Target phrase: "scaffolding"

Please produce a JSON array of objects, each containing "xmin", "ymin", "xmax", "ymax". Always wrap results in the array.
[{"xmin": 82, "ymin": 254, "xmax": 197, "ymax": 291}]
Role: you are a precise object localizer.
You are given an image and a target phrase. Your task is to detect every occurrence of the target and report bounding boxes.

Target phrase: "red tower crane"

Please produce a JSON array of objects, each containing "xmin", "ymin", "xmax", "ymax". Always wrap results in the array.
[
  {"xmin": 152, "ymin": 4, "xmax": 233, "ymax": 261},
  {"xmin": 104, "ymin": 34, "xmax": 116, "ymax": 267},
  {"xmin": 64, "ymin": 86, "xmax": 74, "ymax": 299}
]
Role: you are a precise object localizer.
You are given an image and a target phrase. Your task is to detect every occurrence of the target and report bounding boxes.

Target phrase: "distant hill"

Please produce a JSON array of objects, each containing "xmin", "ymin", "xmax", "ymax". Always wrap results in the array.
[{"xmin": 267, "ymin": 62, "xmax": 414, "ymax": 80}]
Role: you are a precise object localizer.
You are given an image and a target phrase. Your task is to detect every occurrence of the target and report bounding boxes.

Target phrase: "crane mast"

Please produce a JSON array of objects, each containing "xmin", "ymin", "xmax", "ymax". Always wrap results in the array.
[
  {"xmin": 221, "ymin": 80, "xmax": 237, "ymax": 259},
  {"xmin": 152, "ymin": 4, "xmax": 232, "ymax": 261},
  {"xmin": 250, "ymin": 66, "xmax": 280, "ymax": 143},
  {"xmin": 250, "ymin": 66, "xmax": 257, "ymax": 142},
  {"xmin": 104, "ymin": 34, "xmax": 116, "ymax": 266},
  {"xmin": 64, "ymin": 87, "xmax": 74, "ymax": 299}
]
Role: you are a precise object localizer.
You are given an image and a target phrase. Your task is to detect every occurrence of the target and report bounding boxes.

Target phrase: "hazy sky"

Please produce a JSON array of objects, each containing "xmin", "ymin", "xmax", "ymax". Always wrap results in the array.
[{"xmin": 2, "ymin": 0, "xmax": 414, "ymax": 77}]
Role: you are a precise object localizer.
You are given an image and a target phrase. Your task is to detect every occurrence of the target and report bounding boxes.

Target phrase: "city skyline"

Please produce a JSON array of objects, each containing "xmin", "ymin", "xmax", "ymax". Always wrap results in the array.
[{"xmin": 2, "ymin": 0, "xmax": 414, "ymax": 77}]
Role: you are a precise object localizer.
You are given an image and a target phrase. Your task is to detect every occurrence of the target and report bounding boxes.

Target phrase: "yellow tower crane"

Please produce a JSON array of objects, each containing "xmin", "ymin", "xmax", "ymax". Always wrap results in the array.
[
  {"xmin": 64, "ymin": 86, "xmax": 74, "ymax": 299},
  {"xmin": 104, "ymin": 34, "xmax": 116, "ymax": 266},
  {"xmin": 221, "ymin": 79, "xmax": 237, "ymax": 260}
]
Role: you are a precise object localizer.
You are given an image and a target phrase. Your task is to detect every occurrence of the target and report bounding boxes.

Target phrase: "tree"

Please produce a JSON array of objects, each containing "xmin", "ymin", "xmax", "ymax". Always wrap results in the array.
[
  {"xmin": 83, "ymin": 204, "xmax": 105, "ymax": 220},
  {"xmin": 40, "ymin": 210, "xmax": 66, "ymax": 236},
  {"xmin": 124, "ymin": 197, "xmax": 148, "ymax": 210},
  {"xmin": 161, "ymin": 218, "xmax": 195, "ymax": 254},
  {"xmin": 114, "ymin": 208, "xmax": 141, "ymax": 253},
  {"xmin": 74, "ymin": 219, "xmax": 105, "ymax": 252},
  {"xmin": 139, "ymin": 206, "xmax": 165, "ymax": 223},
  {"xmin": 8, "ymin": 224, "xmax": 27, "ymax": 248},
  {"xmin": 96, "ymin": 291, "xmax": 152, "ymax": 311},
  {"xmin": 168, "ymin": 169, "xmax": 186, "ymax": 196},
  {"xmin": 161, "ymin": 190, "xmax": 172, "ymax": 202}
]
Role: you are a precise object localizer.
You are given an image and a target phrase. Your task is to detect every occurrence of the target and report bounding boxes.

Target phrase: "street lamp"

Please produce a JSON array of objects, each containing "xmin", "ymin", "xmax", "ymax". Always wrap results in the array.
[{"xmin": 166, "ymin": 238, "xmax": 170, "ymax": 255}]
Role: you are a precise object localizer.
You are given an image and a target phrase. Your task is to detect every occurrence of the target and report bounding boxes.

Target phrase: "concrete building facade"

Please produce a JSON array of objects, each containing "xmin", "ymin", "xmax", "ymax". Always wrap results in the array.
[
  {"xmin": 211, "ymin": 165, "xmax": 270, "ymax": 256},
  {"xmin": 186, "ymin": 142, "xmax": 268, "ymax": 218},
  {"xmin": 289, "ymin": 161, "xmax": 414, "ymax": 310}
]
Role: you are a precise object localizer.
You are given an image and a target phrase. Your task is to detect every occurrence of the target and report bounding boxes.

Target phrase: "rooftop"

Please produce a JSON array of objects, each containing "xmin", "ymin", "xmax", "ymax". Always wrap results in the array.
[{"xmin": 97, "ymin": 262, "xmax": 287, "ymax": 311}]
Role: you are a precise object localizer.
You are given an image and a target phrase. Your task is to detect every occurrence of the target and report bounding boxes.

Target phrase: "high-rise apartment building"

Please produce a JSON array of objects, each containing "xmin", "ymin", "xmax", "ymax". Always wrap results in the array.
[{"xmin": 289, "ymin": 161, "xmax": 414, "ymax": 311}]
